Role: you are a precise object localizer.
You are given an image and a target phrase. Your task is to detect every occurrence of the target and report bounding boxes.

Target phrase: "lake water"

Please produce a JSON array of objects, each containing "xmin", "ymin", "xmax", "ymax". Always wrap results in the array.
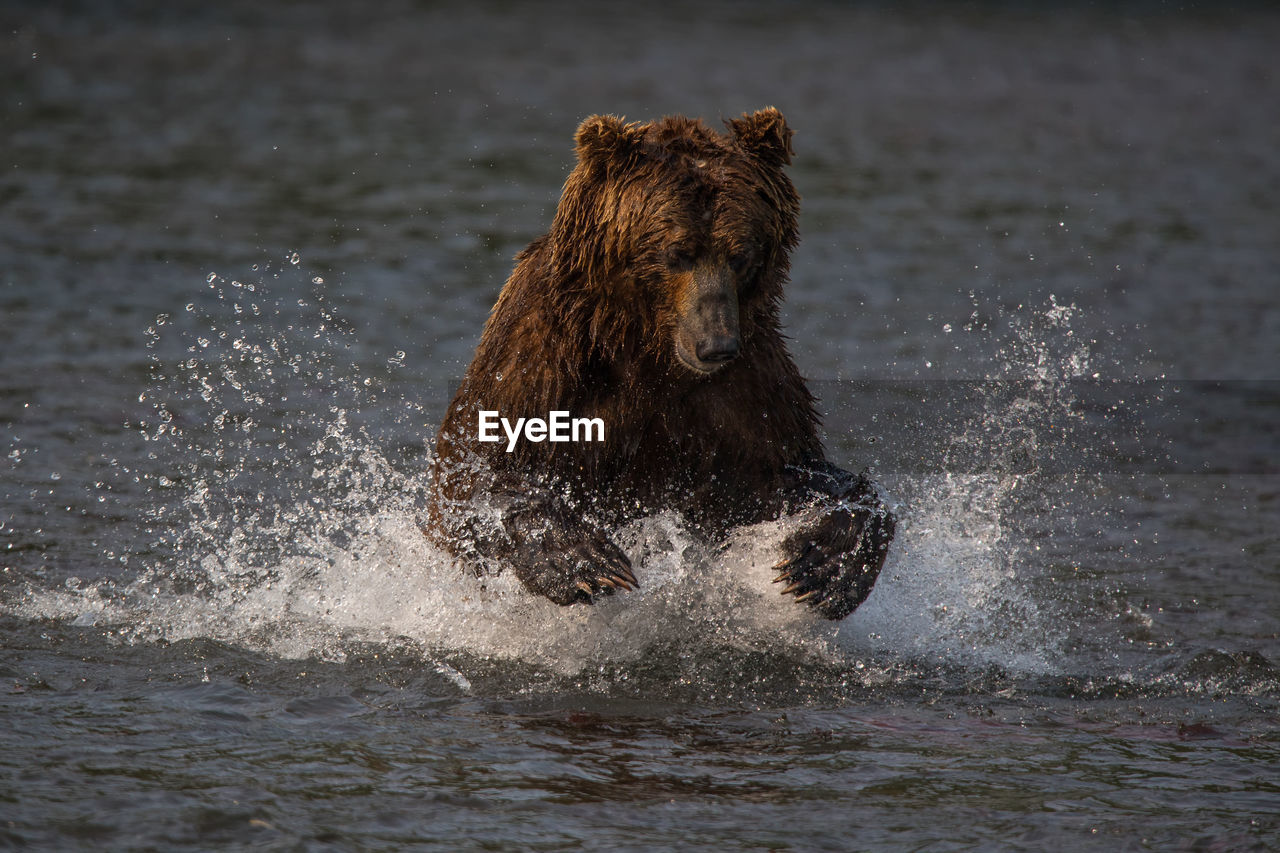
[{"xmin": 2, "ymin": 1, "xmax": 1278, "ymax": 849}]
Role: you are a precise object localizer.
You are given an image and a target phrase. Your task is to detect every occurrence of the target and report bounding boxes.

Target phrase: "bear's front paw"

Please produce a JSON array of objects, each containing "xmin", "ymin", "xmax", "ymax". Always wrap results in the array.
[
  {"xmin": 773, "ymin": 503, "xmax": 893, "ymax": 620},
  {"xmin": 503, "ymin": 502, "xmax": 637, "ymax": 606},
  {"xmin": 518, "ymin": 533, "xmax": 637, "ymax": 606}
]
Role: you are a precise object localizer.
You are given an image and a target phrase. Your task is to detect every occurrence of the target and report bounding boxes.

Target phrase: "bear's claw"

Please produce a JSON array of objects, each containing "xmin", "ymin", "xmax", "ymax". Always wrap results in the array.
[
  {"xmin": 553, "ymin": 537, "xmax": 637, "ymax": 604},
  {"xmin": 594, "ymin": 572, "xmax": 635, "ymax": 592},
  {"xmin": 525, "ymin": 548, "xmax": 637, "ymax": 606}
]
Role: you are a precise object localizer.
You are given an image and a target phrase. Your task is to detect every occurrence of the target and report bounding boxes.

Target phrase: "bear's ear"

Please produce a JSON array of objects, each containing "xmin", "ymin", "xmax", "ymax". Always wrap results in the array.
[
  {"xmin": 574, "ymin": 114, "xmax": 645, "ymax": 167},
  {"xmin": 727, "ymin": 107, "xmax": 794, "ymax": 165}
]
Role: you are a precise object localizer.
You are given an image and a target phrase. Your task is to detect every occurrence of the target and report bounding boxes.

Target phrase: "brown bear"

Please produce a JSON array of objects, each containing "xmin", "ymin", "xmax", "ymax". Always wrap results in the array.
[{"xmin": 425, "ymin": 107, "xmax": 894, "ymax": 620}]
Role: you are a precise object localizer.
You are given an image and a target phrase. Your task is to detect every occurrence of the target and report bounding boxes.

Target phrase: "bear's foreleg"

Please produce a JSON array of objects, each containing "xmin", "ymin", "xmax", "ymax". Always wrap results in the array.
[{"xmin": 772, "ymin": 462, "xmax": 895, "ymax": 620}]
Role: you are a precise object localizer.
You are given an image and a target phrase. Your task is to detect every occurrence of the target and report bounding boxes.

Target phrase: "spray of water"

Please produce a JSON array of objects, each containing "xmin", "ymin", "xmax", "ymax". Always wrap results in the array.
[
  {"xmin": 852, "ymin": 295, "xmax": 1097, "ymax": 673},
  {"xmin": 11, "ymin": 264, "xmax": 1101, "ymax": 684}
]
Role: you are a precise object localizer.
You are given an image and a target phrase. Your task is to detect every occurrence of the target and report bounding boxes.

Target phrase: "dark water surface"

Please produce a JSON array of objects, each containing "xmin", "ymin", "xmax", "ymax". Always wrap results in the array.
[{"xmin": 3, "ymin": 1, "xmax": 1278, "ymax": 850}]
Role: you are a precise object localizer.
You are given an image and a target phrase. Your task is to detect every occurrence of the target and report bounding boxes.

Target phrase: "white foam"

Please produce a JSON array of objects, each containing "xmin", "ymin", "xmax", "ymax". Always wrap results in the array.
[
  {"xmin": 850, "ymin": 473, "xmax": 1056, "ymax": 673},
  {"xmin": 7, "ymin": 287, "xmax": 1091, "ymax": 679},
  {"xmin": 11, "ymin": 472, "xmax": 1057, "ymax": 677}
]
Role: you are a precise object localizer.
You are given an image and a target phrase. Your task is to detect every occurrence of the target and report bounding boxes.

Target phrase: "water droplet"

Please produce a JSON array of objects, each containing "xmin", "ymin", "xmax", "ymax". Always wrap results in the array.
[
  {"xmin": 312, "ymin": 276, "xmax": 324, "ymax": 284},
  {"xmin": 942, "ymin": 323, "xmax": 953, "ymax": 333},
  {"xmin": 207, "ymin": 272, "xmax": 218, "ymax": 283},
  {"xmin": 185, "ymin": 303, "xmax": 195, "ymax": 312},
  {"xmin": 289, "ymin": 252, "xmax": 301, "ymax": 265}
]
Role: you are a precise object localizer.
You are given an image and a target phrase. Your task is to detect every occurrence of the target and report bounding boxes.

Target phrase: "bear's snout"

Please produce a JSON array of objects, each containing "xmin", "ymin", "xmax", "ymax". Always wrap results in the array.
[
  {"xmin": 695, "ymin": 334, "xmax": 740, "ymax": 364},
  {"xmin": 674, "ymin": 260, "xmax": 741, "ymax": 375}
]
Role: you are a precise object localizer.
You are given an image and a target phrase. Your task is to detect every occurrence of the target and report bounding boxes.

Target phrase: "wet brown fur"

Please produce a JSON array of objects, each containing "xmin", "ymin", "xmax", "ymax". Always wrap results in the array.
[{"xmin": 426, "ymin": 108, "xmax": 894, "ymax": 617}]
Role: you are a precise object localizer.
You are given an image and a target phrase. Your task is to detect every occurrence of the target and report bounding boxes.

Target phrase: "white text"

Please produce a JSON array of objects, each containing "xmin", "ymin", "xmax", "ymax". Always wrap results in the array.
[{"xmin": 478, "ymin": 410, "xmax": 605, "ymax": 452}]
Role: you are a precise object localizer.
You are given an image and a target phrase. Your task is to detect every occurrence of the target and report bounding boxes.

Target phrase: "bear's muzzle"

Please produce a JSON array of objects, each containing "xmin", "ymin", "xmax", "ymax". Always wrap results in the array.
[{"xmin": 674, "ymin": 260, "xmax": 741, "ymax": 374}]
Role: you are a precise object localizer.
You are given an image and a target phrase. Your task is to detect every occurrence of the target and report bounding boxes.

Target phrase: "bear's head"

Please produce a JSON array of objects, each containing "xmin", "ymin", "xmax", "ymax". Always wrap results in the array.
[{"xmin": 548, "ymin": 107, "xmax": 800, "ymax": 377}]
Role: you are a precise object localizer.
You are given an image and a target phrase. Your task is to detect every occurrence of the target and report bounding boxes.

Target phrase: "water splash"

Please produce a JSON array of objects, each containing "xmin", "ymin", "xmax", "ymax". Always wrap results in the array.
[
  {"xmin": 10, "ymin": 275, "xmax": 1105, "ymax": 685},
  {"xmin": 850, "ymin": 295, "xmax": 1100, "ymax": 673}
]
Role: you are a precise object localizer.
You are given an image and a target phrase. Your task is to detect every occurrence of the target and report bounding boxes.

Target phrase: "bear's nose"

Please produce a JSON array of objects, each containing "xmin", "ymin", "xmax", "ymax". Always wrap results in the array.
[{"xmin": 695, "ymin": 335, "xmax": 740, "ymax": 364}]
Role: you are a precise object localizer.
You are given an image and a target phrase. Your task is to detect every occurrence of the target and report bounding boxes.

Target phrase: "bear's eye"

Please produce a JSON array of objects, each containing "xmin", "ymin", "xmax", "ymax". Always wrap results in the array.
[
  {"xmin": 729, "ymin": 249, "xmax": 759, "ymax": 277},
  {"xmin": 664, "ymin": 248, "xmax": 696, "ymax": 271}
]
